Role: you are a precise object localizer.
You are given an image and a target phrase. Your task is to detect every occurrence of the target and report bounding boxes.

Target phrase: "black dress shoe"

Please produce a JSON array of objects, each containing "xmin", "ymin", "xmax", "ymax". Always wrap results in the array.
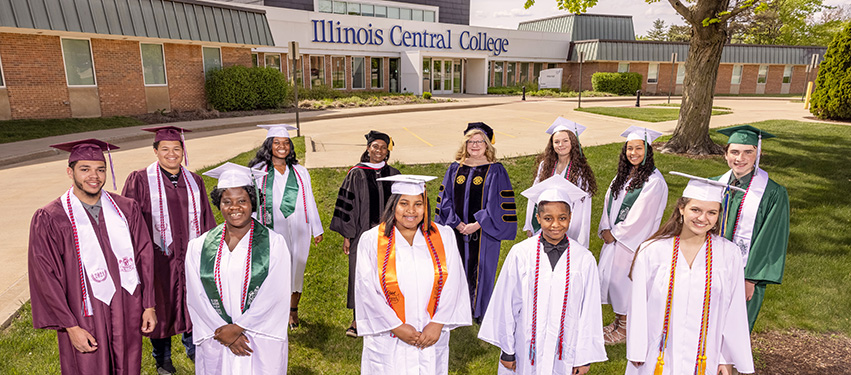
[{"xmin": 156, "ymin": 359, "xmax": 177, "ymax": 375}]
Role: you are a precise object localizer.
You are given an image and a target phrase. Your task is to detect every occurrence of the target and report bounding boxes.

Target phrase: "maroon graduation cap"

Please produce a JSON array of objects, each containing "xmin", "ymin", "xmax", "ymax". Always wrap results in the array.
[
  {"xmin": 50, "ymin": 138, "xmax": 120, "ymax": 190},
  {"xmin": 142, "ymin": 125, "xmax": 192, "ymax": 166}
]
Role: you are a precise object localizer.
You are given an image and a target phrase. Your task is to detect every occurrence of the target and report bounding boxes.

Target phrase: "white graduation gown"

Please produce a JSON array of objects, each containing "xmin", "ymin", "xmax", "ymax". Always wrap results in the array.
[
  {"xmin": 598, "ymin": 169, "xmax": 668, "ymax": 314},
  {"xmin": 355, "ymin": 224, "xmax": 472, "ymax": 375},
  {"xmin": 478, "ymin": 236, "xmax": 607, "ymax": 375},
  {"xmin": 255, "ymin": 163, "xmax": 324, "ymax": 292},
  {"xmin": 186, "ymin": 228, "xmax": 292, "ymax": 375},
  {"xmin": 523, "ymin": 162, "xmax": 593, "ymax": 248},
  {"xmin": 626, "ymin": 235, "xmax": 754, "ymax": 375}
]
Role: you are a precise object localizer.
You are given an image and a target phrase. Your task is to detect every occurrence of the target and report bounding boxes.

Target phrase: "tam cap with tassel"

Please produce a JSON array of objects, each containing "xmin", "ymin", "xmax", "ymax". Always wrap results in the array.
[{"xmin": 51, "ymin": 139, "xmax": 121, "ymax": 190}]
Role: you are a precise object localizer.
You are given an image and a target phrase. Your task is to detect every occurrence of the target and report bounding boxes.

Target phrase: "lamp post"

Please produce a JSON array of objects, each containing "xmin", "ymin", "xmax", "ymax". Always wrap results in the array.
[
  {"xmin": 289, "ymin": 41, "xmax": 301, "ymax": 137},
  {"xmin": 668, "ymin": 52, "xmax": 677, "ymax": 104}
]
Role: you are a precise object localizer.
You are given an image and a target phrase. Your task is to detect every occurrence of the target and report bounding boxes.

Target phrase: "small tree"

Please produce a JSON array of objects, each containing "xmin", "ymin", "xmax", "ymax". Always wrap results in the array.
[{"xmin": 809, "ymin": 21, "xmax": 851, "ymax": 121}]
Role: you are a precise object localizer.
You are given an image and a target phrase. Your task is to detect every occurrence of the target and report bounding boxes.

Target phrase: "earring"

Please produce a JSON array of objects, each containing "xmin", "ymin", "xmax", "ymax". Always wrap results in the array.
[{"xmin": 678, "ymin": 216, "xmax": 683, "ymax": 224}]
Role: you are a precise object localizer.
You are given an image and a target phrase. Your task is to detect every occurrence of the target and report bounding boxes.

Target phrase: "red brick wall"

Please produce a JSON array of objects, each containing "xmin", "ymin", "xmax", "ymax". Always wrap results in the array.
[
  {"xmin": 656, "ymin": 63, "xmax": 677, "ymax": 95},
  {"xmin": 0, "ymin": 33, "xmax": 70, "ymax": 119},
  {"xmin": 715, "ymin": 64, "xmax": 733, "ymax": 94},
  {"xmin": 164, "ymin": 43, "xmax": 205, "ymax": 111},
  {"xmin": 222, "ymin": 47, "xmax": 252, "ymax": 68},
  {"xmin": 765, "ymin": 64, "xmax": 784, "ymax": 94},
  {"xmin": 629, "ymin": 63, "xmax": 649, "ymax": 92},
  {"xmin": 739, "ymin": 64, "xmax": 759, "ymax": 94},
  {"xmin": 91, "ymin": 39, "xmax": 145, "ymax": 116}
]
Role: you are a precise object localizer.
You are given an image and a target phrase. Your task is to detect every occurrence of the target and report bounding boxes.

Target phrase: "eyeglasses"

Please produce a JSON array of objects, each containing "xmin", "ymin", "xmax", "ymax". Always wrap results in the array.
[{"xmin": 466, "ymin": 140, "xmax": 487, "ymax": 145}]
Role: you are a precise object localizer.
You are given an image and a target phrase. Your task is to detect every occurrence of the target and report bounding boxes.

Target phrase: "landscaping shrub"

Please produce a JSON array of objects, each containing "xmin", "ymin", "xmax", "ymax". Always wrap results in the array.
[
  {"xmin": 422, "ymin": 92, "xmax": 432, "ymax": 99},
  {"xmin": 205, "ymin": 66, "xmax": 290, "ymax": 111},
  {"xmin": 810, "ymin": 21, "xmax": 851, "ymax": 121},
  {"xmin": 591, "ymin": 72, "xmax": 642, "ymax": 95},
  {"xmin": 487, "ymin": 81, "xmax": 541, "ymax": 95}
]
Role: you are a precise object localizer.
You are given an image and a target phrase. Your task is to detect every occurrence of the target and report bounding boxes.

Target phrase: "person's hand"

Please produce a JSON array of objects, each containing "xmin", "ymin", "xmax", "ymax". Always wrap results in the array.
[
  {"xmin": 601, "ymin": 230, "xmax": 615, "ymax": 244},
  {"xmin": 414, "ymin": 322, "xmax": 443, "ymax": 349},
  {"xmin": 343, "ymin": 238, "xmax": 351, "ymax": 255},
  {"xmin": 228, "ymin": 334, "xmax": 253, "ymax": 357},
  {"xmin": 391, "ymin": 324, "xmax": 421, "ymax": 346},
  {"xmin": 499, "ymin": 359, "xmax": 516, "ymax": 371},
  {"xmin": 745, "ymin": 280, "xmax": 756, "ymax": 301},
  {"xmin": 573, "ymin": 365, "xmax": 590, "ymax": 375},
  {"xmin": 141, "ymin": 307, "xmax": 157, "ymax": 334},
  {"xmin": 455, "ymin": 223, "xmax": 466, "ymax": 232},
  {"xmin": 314, "ymin": 234, "xmax": 324, "ymax": 245},
  {"xmin": 214, "ymin": 324, "xmax": 245, "ymax": 347},
  {"xmin": 461, "ymin": 222, "xmax": 481, "ymax": 235},
  {"xmin": 718, "ymin": 364, "xmax": 733, "ymax": 375},
  {"xmin": 67, "ymin": 326, "xmax": 98, "ymax": 353},
  {"xmin": 631, "ymin": 361, "xmax": 644, "ymax": 367},
  {"xmin": 526, "ymin": 230, "xmax": 534, "ymax": 238}
]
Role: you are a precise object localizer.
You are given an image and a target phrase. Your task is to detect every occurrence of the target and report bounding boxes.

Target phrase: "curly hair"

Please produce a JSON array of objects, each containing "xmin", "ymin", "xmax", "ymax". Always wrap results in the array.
[
  {"xmin": 210, "ymin": 186, "xmax": 259, "ymax": 213},
  {"xmin": 610, "ymin": 141, "xmax": 656, "ymax": 199},
  {"xmin": 249, "ymin": 137, "xmax": 298, "ymax": 169},
  {"xmin": 359, "ymin": 139, "xmax": 392, "ymax": 163},
  {"xmin": 455, "ymin": 129, "xmax": 496, "ymax": 163},
  {"xmin": 532, "ymin": 130, "xmax": 598, "ymax": 196}
]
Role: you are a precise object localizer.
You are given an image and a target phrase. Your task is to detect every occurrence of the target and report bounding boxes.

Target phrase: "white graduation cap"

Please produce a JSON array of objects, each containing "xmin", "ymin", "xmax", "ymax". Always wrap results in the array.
[
  {"xmin": 377, "ymin": 174, "xmax": 437, "ymax": 196},
  {"xmin": 258, "ymin": 124, "xmax": 298, "ymax": 139},
  {"xmin": 546, "ymin": 116, "xmax": 587, "ymax": 137},
  {"xmin": 670, "ymin": 171, "xmax": 746, "ymax": 203},
  {"xmin": 203, "ymin": 162, "xmax": 265, "ymax": 189},
  {"xmin": 620, "ymin": 126, "xmax": 663, "ymax": 143},
  {"xmin": 521, "ymin": 175, "xmax": 587, "ymax": 209}
]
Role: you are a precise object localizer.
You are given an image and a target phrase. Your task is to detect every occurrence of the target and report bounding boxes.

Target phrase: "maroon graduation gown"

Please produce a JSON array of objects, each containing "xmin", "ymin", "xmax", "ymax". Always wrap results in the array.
[
  {"xmin": 28, "ymin": 194, "xmax": 155, "ymax": 375},
  {"xmin": 122, "ymin": 169, "xmax": 216, "ymax": 339}
]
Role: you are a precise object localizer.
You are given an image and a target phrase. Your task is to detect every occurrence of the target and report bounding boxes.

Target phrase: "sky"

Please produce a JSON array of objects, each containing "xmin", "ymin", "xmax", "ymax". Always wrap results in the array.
[{"xmin": 469, "ymin": 0, "xmax": 851, "ymax": 36}]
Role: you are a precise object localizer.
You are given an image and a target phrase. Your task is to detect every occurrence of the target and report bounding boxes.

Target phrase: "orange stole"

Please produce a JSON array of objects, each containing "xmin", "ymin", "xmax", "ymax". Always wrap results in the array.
[{"xmin": 377, "ymin": 223, "xmax": 449, "ymax": 323}]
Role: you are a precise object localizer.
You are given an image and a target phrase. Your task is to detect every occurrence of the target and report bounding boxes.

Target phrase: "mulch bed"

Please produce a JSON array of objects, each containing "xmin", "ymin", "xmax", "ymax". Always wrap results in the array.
[{"xmin": 753, "ymin": 329, "xmax": 851, "ymax": 374}]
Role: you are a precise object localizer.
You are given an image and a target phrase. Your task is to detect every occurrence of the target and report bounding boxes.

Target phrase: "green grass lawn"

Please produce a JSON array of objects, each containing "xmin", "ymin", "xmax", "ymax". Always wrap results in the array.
[
  {"xmin": 648, "ymin": 103, "xmax": 732, "ymax": 110},
  {"xmin": 575, "ymin": 106, "xmax": 733, "ymax": 122},
  {"xmin": 0, "ymin": 116, "xmax": 146, "ymax": 144},
  {"xmin": 2, "ymin": 120, "xmax": 850, "ymax": 374}
]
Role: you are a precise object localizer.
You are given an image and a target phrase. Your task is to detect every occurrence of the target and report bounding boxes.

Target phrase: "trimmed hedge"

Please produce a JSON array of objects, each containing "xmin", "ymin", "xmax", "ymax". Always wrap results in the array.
[
  {"xmin": 205, "ymin": 66, "xmax": 290, "ymax": 111},
  {"xmin": 591, "ymin": 72, "xmax": 642, "ymax": 95},
  {"xmin": 810, "ymin": 22, "xmax": 851, "ymax": 120}
]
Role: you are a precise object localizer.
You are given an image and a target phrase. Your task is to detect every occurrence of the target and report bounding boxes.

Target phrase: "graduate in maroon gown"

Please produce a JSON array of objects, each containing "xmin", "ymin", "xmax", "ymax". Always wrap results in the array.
[
  {"xmin": 121, "ymin": 126, "xmax": 216, "ymax": 373},
  {"xmin": 28, "ymin": 139, "xmax": 156, "ymax": 375}
]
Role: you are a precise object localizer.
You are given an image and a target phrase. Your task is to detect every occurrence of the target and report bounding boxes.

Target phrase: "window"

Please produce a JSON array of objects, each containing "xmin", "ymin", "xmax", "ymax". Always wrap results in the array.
[
  {"xmin": 506, "ymin": 62, "xmax": 516, "ymax": 85},
  {"xmin": 310, "ymin": 56, "xmax": 325, "ymax": 87},
  {"xmin": 783, "ymin": 65, "xmax": 792, "ymax": 84},
  {"xmin": 347, "ymin": 3, "xmax": 360, "ymax": 15},
  {"xmin": 387, "ymin": 7, "xmax": 400, "ymax": 18},
  {"xmin": 361, "ymin": 4, "xmax": 373, "ymax": 16},
  {"xmin": 533, "ymin": 63, "xmax": 542, "ymax": 81},
  {"xmin": 618, "ymin": 62, "xmax": 629, "ymax": 73},
  {"xmin": 400, "ymin": 8, "xmax": 412, "ymax": 20},
  {"xmin": 0, "ymin": 51, "xmax": 6, "ymax": 87},
  {"xmin": 547, "ymin": 63, "xmax": 557, "ymax": 69},
  {"xmin": 62, "ymin": 39, "xmax": 96, "ymax": 86},
  {"xmin": 647, "ymin": 63, "xmax": 658, "ymax": 83},
  {"xmin": 371, "ymin": 57, "xmax": 383, "ymax": 89},
  {"xmin": 318, "ymin": 0, "xmax": 332, "ymax": 12},
  {"xmin": 332, "ymin": 56, "xmax": 345, "ymax": 89},
  {"xmin": 202, "ymin": 47, "xmax": 221, "ymax": 76},
  {"xmin": 141, "ymin": 44, "xmax": 166, "ymax": 86},
  {"xmin": 333, "ymin": 1, "xmax": 346, "ymax": 14},
  {"xmin": 352, "ymin": 57, "xmax": 365, "ymax": 89},
  {"xmin": 374, "ymin": 6, "xmax": 387, "ymax": 17},
  {"xmin": 493, "ymin": 62, "xmax": 503, "ymax": 87},
  {"xmin": 731, "ymin": 65, "xmax": 742, "ymax": 84},
  {"xmin": 265, "ymin": 54, "xmax": 281, "ymax": 72},
  {"xmin": 676, "ymin": 64, "xmax": 685, "ymax": 84},
  {"xmin": 424, "ymin": 11, "xmax": 435, "ymax": 22},
  {"xmin": 252, "ymin": 53, "xmax": 259, "ymax": 67},
  {"xmin": 412, "ymin": 9, "xmax": 423, "ymax": 21},
  {"xmin": 757, "ymin": 65, "xmax": 768, "ymax": 84},
  {"xmin": 519, "ymin": 62, "xmax": 529, "ymax": 83}
]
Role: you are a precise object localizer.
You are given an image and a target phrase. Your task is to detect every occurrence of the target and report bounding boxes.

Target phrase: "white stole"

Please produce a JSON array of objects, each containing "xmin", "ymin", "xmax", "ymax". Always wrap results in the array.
[
  {"xmin": 721, "ymin": 167, "xmax": 769, "ymax": 265},
  {"xmin": 62, "ymin": 188, "xmax": 139, "ymax": 309},
  {"xmin": 146, "ymin": 162, "xmax": 202, "ymax": 254}
]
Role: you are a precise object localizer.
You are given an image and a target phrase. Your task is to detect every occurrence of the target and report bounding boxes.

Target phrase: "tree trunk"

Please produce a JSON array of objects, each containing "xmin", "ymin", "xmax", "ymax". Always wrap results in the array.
[{"xmin": 662, "ymin": 3, "xmax": 729, "ymax": 155}]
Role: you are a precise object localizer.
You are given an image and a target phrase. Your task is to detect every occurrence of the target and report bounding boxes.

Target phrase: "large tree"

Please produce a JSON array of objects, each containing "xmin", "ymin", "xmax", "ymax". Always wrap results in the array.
[
  {"xmin": 727, "ymin": 0, "xmax": 845, "ymax": 46},
  {"xmin": 525, "ymin": 0, "xmax": 764, "ymax": 154}
]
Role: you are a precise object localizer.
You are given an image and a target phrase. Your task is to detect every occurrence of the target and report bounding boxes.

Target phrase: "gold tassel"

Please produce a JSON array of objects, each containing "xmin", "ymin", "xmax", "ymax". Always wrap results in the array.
[
  {"xmin": 697, "ymin": 355, "xmax": 707, "ymax": 375},
  {"xmin": 491, "ymin": 133, "xmax": 496, "ymax": 145},
  {"xmin": 654, "ymin": 355, "xmax": 664, "ymax": 375}
]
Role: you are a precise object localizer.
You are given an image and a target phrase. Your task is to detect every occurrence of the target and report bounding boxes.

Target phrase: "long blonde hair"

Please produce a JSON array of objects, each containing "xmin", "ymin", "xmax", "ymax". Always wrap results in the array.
[{"xmin": 455, "ymin": 129, "xmax": 496, "ymax": 163}]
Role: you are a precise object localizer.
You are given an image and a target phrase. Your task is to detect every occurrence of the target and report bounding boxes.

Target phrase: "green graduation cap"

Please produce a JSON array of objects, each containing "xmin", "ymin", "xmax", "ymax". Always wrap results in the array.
[{"xmin": 717, "ymin": 125, "xmax": 775, "ymax": 146}]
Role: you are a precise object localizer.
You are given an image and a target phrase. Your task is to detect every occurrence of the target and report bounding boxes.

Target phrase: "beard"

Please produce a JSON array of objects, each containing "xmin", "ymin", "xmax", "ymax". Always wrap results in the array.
[{"xmin": 74, "ymin": 178, "xmax": 104, "ymax": 199}]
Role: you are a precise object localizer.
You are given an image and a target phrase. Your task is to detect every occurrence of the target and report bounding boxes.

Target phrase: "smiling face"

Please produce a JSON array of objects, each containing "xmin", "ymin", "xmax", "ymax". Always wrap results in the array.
[
  {"xmin": 552, "ymin": 131, "xmax": 572, "ymax": 158},
  {"xmin": 68, "ymin": 161, "xmax": 106, "ymax": 200},
  {"xmin": 466, "ymin": 133, "xmax": 487, "ymax": 159},
  {"xmin": 394, "ymin": 194, "xmax": 425, "ymax": 231},
  {"xmin": 220, "ymin": 187, "xmax": 253, "ymax": 229},
  {"xmin": 368, "ymin": 139, "xmax": 389, "ymax": 164},
  {"xmin": 271, "ymin": 137, "xmax": 292, "ymax": 161},
  {"xmin": 725, "ymin": 143, "xmax": 757, "ymax": 178},
  {"xmin": 625, "ymin": 139, "xmax": 646, "ymax": 166},
  {"xmin": 536, "ymin": 201, "xmax": 571, "ymax": 244},
  {"xmin": 679, "ymin": 199, "xmax": 721, "ymax": 237},
  {"xmin": 155, "ymin": 140, "xmax": 184, "ymax": 173}
]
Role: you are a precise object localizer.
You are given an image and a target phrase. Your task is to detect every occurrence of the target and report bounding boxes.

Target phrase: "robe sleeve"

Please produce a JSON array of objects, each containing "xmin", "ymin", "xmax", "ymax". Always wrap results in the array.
[
  {"xmin": 574, "ymin": 250, "xmax": 607, "ymax": 365},
  {"xmin": 185, "ymin": 235, "xmax": 225, "ymax": 344},
  {"xmin": 234, "ymin": 232, "xmax": 292, "ymax": 340},
  {"xmin": 195, "ymin": 173, "xmax": 218, "ymax": 232},
  {"xmin": 28, "ymin": 209, "xmax": 79, "ymax": 330},
  {"xmin": 120, "ymin": 170, "xmax": 145, "ymax": 203},
  {"xmin": 626, "ymin": 242, "xmax": 651, "ymax": 363},
  {"xmin": 477, "ymin": 243, "xmax": 524, "ymax": 355},
  {"xmin": 610, "ymin": 173, "xmax": 669, "ymax": 252},
  {"xmin": 429, "ymin": 225, "xmax": 472, "ymax": 330},
  {"xmin": 354, "ymin": 229, "xmax": 404, "ymax": 335},
  {"xmin": 745, "ymin": 183, "xmax": 789, "ymax": 285},
  {"xmin": 330, "ymin": 169, "xmax": 363, "ymax": 239},
  {"xmin": 597, "ymin": 185, "xmax": 613, "ymax": 236},
  {"xmin": 126, "ymin": 200, "xmax": 156, "ymax": 310},
  {"xmin": 523, "ymin": 163, "xmax": 544, "ymax": 233},
  {"xmin": 473, "ymin": 163, "xmax": 518, "ymax": 241},
  {"xmin": 434, "ymin": 163, "xmax": 461, "ymax": 229},
  {"xmin": 719, "ymin": 241, "xmax": 755, "ymax": 372},
  {"xmin": 299, "ymin": 166, "xmax": 325, "ymax": 238}
]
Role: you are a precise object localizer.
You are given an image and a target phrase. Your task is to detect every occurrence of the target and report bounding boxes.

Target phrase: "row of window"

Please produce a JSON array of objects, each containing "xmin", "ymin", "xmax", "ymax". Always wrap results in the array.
[
  {"xmin": 618, "ymin": 62, "xmax": 794, "ymax": 85},
  {"xmin": 253, "ymin": 54, "xmax": 385, "ymax": 89},
  {"xmin": 317, "ymin": 0, "xmax": 436, "ymax": 22},
  {"xmin": 491, "ymin": 62, "xmax": 558, "ymax": 87}
]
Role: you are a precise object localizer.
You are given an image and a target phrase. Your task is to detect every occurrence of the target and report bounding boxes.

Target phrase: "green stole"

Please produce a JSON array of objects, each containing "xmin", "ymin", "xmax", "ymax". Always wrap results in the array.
[
  {"xmin": 263, "ymin": 165, "xmax": 299, "ymax": 228},
  {"xmin": 608, "ymin": 183, "xmax": 644, "ymax": 225},
  {"xmin": 200, "ymin": 219, "xmax": 271, "ymax": 324}
]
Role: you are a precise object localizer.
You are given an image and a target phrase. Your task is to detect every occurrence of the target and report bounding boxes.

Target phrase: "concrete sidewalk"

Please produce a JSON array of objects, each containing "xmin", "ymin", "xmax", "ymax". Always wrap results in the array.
[{"xmin": 0, "ymin": 95, "xmax": 818, "ymax": 325}]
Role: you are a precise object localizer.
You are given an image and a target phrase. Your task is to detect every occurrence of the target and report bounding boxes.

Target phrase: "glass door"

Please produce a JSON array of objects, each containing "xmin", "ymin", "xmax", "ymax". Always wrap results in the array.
[
  {"xmin": 389, "ymin": 58, "xmax": 400, "ymax": 93},
  {"xmin": 453, "ymin": 60, "xmax": 462, "ymax": 93},
  {"xmin": 433, "ymin": 60, "xmax": 443, "ymax": 92},
  {"xmin": 428, "ymin": 59, "xmax": 455, "ymax": 94},
  {"xmin": 422, "ymin": 58, "xmax": 431, "ymax": 93}
]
